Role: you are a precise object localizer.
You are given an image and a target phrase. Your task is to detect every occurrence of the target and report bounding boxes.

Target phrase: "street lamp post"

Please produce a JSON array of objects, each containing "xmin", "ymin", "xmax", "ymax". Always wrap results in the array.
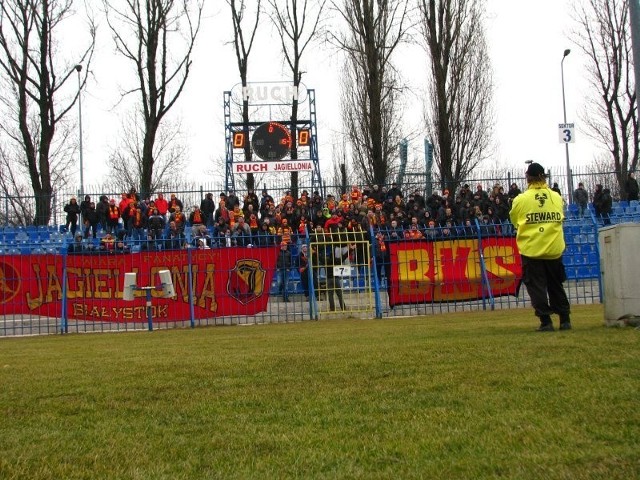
[
  {"xmin": 75, "ymin": 64, "xmax": 84, "ymax": 197},
  {"xmin": 561, "ymin": 49, "xmax": 572, "ymax": 204}
]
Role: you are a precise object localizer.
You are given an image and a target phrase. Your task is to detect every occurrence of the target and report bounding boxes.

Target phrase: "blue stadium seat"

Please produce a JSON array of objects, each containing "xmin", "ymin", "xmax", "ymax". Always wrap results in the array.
[
  {"xmin": 565, "ymin": 266, "xmax": 578, "ymax": 280},
  {"xmin": 3, "ymin": 230, "xmax": 16, "ymax": 243},
  {"xmin": 566, "ymin": 225, "xmax": 580, "ymax": 236},
  {"xmin": 289, "ymin": 269, "xmax": 300, "ymax": 281},
  {"xmin": 292, "ymin": 281, "xmax": 304, "ymax": 294},
  {"xmin": 579, "ymin": 243, "xmax": 595, "ymax": 254},
  {"xmin": 567, "ymin": 204, "xmax": 579, "ymax": 217},
  {"xmin": 579, "ymin": 223, "xmax": 594, "ymax": 234},
  {"xmin": 565, "ymin": 243, "xmax": 580, "ymax": 255},
  {"xmin": 576, "ymin": 266, "xmax": 592, "ymax": 279}
]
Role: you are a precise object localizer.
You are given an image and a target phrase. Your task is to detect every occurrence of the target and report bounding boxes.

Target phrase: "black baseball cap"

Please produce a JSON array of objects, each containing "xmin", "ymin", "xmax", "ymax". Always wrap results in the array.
[{"xmin": 526, "ymin": 162, "xmax": 546, "ymax": 177}]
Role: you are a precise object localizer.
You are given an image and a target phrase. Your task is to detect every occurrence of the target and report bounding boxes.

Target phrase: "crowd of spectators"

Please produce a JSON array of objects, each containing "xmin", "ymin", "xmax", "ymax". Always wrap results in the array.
[
  {"xmin": 63, "ymin": 181, "xmax": 527, "ymax": 254},
  {"xmin": 51, "ymin": 176, "xmax": 637, "ymax": 305}
]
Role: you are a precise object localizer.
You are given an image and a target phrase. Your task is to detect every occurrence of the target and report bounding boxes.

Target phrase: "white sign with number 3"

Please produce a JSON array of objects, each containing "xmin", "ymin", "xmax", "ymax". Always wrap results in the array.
[{"xmin": 558, "ymin": 123, "xmax": 575, "ymax": 144}]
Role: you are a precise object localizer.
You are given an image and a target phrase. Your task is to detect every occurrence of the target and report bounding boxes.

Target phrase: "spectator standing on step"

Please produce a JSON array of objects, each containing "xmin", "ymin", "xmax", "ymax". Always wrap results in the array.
[
  {"xmin": 64, "ymin": 197, "xmax": 81, "ymax": 236},
  {"xmin": 572, "ymin": 182, "xmax": 589, "ymax": 218}
]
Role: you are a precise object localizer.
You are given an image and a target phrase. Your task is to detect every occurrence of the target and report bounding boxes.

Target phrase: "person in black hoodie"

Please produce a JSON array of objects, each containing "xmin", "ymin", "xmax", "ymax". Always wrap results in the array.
[
  {"xmin": 82, "ymin": 202, "xmax": 100, "ymax": 239},
  {"xmin": 80, "ymin": 195, "xmax": 92, "ymax": 223},
  {"xmin": 96, "ymin": 195, "xmax": 109, "ymax": 233},
  {"xmin": 276, "ymin": 243, "xmax": 293, "ymax": 302},
  {"xmin": 200, "ymin": 193, "xmax": 216, "ymax": 227},
  {"xmin": 593, "ymin": 184, "xmax": 612, "ymax": 225},
  {"xmin": 64, "ymin": 197, "xmax": 81, "ymax": 236}
]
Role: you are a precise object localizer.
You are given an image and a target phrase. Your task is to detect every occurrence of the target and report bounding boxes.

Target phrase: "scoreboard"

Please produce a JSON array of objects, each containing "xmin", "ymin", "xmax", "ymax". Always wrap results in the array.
[{"xmin": 231, "ymin": 122, "xmax": 310, "ymax": 161}]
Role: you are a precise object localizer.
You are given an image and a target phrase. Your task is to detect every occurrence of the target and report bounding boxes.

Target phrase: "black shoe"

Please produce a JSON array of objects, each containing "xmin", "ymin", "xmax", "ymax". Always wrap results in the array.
[
  {"xmin": 559, "ymin": 322, "xmax": 572, "ymax": 330},
  {"xmin": 536, "ymin": 324, "xmax": 555, "ymax": 332}
]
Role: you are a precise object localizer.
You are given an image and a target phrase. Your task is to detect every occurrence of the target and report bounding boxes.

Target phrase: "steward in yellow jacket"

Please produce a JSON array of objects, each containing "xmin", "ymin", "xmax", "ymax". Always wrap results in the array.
[
  {"xmin": 509, "ymin": 162, "xmax": 571, "ymax": 332},
  {"xmin": 509, "ymin": 183, "xmax": 565, "ymax": 259}
]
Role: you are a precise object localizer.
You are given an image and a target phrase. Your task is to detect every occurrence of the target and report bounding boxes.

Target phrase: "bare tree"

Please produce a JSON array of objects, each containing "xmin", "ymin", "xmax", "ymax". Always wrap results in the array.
[
  {"xmin": 583, "ymin": 153, "xmax": 621, "ymax": 200},
  {"xmin": 103, "ymin": 0, "xmax": 203, "ymax": 198},
  {"xmin": 331, "ymin": 0, "xmax": 409, "ymax": 187},
  {"xmin": 268, "ymin": 0, "xmax": 327, "ymax": 198},
  {"xmin": 104, "ymin": 112, "xmax": 188, "ymax": 196},
  {"xmin": 0, "ymin": 144, "xmax": 34, "ymax": 225},
  {"xmin": 324, "ymin": 138, "xmax": 352, "ymax": 193},
  {"xmin": 573, "ymin": 0, "xmax": 638, "ymax": 199},
  {"xmin": 227, "ymin": 0, "xmax": 262, "ymax": 192},
  {"xmin": 417, "ymin": 0, "xmax": 495, "ymax": 193},
  {"xmin": 0, "ymin": 0, "xmax": 95, "ymax": 225}
]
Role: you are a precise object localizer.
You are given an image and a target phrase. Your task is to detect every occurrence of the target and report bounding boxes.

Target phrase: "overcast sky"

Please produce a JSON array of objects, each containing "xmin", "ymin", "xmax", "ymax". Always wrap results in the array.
[{"xmin": 74, "ymin": 0, "xmax": 597, "ymax": 189}]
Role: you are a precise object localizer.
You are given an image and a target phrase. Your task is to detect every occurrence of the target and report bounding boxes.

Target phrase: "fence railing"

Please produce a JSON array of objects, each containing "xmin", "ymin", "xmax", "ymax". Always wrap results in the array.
[{"xmin": 0, "ymin": 207, "xmax": 622, "ymax": 337}]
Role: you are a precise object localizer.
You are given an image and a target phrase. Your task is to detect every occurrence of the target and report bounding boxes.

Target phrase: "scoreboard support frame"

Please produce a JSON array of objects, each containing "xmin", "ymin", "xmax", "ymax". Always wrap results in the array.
[{"xmin": 223, "ymin": 87, "xmax": 323, "ymax": 195}]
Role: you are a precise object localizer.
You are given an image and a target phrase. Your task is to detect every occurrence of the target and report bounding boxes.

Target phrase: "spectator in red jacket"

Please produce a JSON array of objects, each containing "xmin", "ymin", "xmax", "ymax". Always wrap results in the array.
[{"xmin": 155, "ymin": 192, "xmax": 169, "ymax": 217}]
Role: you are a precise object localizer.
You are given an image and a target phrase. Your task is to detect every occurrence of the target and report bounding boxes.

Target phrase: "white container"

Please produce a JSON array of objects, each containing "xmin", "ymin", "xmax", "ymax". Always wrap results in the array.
[{"xmin": 599, "ymin": 223, "xmax": 640, "ymax": 326}]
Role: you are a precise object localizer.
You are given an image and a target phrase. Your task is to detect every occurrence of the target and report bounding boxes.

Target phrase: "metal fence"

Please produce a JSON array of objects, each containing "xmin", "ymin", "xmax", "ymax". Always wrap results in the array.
[{"xmin": 0, "ymin": 207, "xmax": 623, "ymax": 337}]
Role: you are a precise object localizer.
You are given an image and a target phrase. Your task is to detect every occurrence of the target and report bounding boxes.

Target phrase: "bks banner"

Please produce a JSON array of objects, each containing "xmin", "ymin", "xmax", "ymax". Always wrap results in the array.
[{"xmin": 388, "ymin": 237, "xmax": 522, "ymax": 306}]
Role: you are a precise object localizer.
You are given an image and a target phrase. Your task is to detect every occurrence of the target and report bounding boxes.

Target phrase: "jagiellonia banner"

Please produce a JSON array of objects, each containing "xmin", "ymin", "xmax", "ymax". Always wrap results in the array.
[{"xmin": 0, "ymin": 247, "xmax": 279, "ymax": 322}]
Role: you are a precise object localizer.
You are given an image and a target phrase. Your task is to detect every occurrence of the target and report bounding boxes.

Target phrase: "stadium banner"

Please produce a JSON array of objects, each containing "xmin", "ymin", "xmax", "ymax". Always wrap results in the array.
[
  {"xmin": 233, "ymin": 160, "xmax": 313, "ymax": 173},
  {"xmin": 388, "ymin": 237, "xmax": 522, "ymax": 306},
  {"xmin": 0, "ymin": 247, "xmax": 279, "ymax": 322}
]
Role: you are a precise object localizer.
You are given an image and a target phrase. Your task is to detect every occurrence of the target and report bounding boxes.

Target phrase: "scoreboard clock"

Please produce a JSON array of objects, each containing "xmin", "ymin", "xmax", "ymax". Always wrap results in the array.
[{"xmin": 251, "ymin": 122, "xmax": 292, "ymax": 161}]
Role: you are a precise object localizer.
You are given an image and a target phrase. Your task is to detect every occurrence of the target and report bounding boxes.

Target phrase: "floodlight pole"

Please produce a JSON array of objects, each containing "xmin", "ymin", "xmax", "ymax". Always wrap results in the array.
[
  {"xmin": 629, "ymin": 1, "xmax": 640, "ymax": 119},
  {"xmin": 75, "ymin": 65, "xmax": 84, "ymax": 197},
  {"xmin": 561, "ymin": 49, "xmax": 573, "ymax": 204}
]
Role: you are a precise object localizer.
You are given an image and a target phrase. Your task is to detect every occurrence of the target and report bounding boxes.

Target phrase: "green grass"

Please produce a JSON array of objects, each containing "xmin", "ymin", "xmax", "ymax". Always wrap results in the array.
[{"xmin": 1, "ymin": 304, "xmax": 639, "ymax": 479}]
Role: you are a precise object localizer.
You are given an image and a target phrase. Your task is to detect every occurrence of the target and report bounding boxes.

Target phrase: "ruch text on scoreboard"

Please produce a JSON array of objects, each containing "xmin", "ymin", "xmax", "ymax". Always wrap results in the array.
[{"xmin": 234, "ymin": 161, "xmax": 313, "ymax": 173}]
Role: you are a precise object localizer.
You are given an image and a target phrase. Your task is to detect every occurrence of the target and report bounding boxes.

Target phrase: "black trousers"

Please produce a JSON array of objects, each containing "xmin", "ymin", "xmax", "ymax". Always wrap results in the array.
[
  {"xmin": 326, "ymin": 275, "xmax": 345, "ymax": 311},
  {"xmin": 521, "ymin": 256, "xmax": 571, "ymax": 321}
]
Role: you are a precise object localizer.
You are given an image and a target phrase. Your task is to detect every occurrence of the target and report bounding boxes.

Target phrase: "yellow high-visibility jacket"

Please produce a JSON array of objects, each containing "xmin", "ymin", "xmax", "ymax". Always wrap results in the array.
[{"xmin": 509, "ymin": 181, "xmax": 565, "ymax": 259}]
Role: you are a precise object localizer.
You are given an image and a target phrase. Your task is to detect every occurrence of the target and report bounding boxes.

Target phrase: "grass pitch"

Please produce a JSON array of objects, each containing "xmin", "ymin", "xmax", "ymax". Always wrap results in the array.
[{"xmin": 1, "ymin": 304, "xmax": 638, "ymax": 479}]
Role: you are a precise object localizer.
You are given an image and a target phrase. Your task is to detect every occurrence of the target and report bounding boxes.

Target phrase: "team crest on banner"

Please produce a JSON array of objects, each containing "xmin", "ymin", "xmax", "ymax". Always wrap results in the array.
[
  {"xmin": 227, "ymin": 259, "xmax": 266, "ymax": 305},
  {"xmin": 0, "ymin": 262, "xmax": 20, "ymax": 304}
]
